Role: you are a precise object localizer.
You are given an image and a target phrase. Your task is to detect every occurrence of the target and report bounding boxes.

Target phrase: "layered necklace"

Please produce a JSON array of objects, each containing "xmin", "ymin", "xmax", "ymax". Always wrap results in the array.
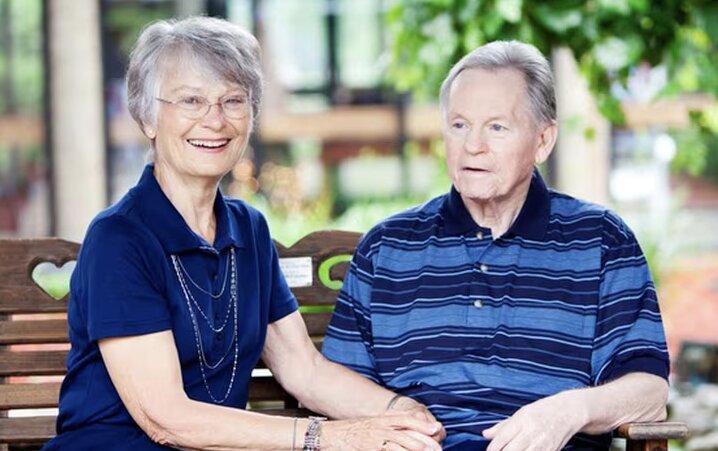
[{"xmin": 170, "ymin": 247, "xmax": 238, "ymax": 404}]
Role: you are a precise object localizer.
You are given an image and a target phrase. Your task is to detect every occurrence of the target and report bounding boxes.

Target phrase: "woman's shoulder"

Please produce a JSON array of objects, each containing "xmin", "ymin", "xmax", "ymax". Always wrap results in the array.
[{"xmin": 82, "ymin": 199, "xmax": 159, "ymax": 256}]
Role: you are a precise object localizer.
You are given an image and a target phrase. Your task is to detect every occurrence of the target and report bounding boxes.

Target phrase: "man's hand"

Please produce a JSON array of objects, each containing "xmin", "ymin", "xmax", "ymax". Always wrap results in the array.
[
  {"xmin": 482, "ymin": 392, "xmax": 587, "ymax": 451},
  {"xmin": 388, "ymin": 396, "xmax": 447, "ymax": 443}
]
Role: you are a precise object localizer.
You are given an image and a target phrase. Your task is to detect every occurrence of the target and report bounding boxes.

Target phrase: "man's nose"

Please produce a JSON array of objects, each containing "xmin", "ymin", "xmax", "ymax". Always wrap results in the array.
[{"xmin": 464, "ymin": 127, "xmax": 486, "ymax": 154}]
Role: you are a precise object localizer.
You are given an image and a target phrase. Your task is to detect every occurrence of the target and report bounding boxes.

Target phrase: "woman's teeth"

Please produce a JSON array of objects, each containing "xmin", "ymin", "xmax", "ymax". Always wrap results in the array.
[{"xmin": 187, "ymin": 139, "xmax": 229, "ymax": 148}]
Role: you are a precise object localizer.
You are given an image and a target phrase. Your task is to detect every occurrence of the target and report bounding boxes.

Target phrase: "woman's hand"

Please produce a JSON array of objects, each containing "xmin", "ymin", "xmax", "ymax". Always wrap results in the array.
[
  {"xmin": 322, "ymin": 414, "xmax": 443, "ymax": 451},
  {"xmin": 388, "ymin": 396, "xmax": 446, "ymax": 443}
]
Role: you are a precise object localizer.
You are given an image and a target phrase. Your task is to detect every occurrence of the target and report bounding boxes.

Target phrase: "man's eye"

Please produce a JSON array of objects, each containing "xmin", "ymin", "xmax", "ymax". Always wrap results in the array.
[
  {"xmin": 451, "ymin": 122, "xmax": 467, "ymax": 130},
  {"xmin": 489, "ymin": 123, "xmax": 507, "ymax": 132}
]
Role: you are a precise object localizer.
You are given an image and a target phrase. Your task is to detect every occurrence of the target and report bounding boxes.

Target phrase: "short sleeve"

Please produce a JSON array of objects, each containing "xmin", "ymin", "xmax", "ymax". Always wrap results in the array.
[
  {"xmin": 591, "ymin": 211, "xmax": 670, "ymax": 384},
  {"xmin": 252, "ymin": 212, "xmax": 297, "ymax": 323},
  {"xmin": 79, "ymin": 217, "xmax": 172, "ymax": 341},
  {"xmin": 267, "ymin": 240, "xmax": 299, "ymax": 323},
  {"xmin": 322, "ymin": 232, "xmax": 382, "ymax": 384}
]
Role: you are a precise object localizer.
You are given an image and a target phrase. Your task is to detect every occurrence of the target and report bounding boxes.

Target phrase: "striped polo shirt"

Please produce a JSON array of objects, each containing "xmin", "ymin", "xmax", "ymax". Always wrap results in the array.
[{"xmin": 322, "ymin": 171, "xmax": 669, "ymax": 450}]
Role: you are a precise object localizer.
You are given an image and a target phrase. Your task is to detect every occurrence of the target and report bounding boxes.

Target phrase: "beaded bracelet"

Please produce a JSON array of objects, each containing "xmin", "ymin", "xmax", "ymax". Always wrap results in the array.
[{"xmin": 303, "ymin": 416, "xmax": 326, "ymax": 451}]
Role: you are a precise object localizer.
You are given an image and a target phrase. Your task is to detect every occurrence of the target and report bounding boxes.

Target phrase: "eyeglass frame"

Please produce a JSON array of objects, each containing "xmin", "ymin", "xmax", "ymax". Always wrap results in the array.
[{"xmin": 155, "ymin": 94, "xmax": 253, "ymax": 120}]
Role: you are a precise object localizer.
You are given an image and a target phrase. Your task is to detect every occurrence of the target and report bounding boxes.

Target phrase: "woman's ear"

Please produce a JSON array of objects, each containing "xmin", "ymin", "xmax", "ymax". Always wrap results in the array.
[
  {"xmin": 143, "ymin": 124, "xmax": 156, "ymax": 140},
  {"xmin": 534, "ymin": 121, "xmax": 558, "ymax": 165}
]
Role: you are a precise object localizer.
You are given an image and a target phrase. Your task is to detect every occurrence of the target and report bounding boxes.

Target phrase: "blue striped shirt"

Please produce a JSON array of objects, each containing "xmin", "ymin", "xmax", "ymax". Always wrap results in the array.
[{"xmin": 322, "ymin": 171, "xmax": 669, "ymax": 450}]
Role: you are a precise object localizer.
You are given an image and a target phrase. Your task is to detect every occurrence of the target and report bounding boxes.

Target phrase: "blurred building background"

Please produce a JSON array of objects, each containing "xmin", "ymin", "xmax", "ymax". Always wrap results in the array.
[{"xmin": 2, "ymin": 0, "xmax": 718, "ymax": 447}]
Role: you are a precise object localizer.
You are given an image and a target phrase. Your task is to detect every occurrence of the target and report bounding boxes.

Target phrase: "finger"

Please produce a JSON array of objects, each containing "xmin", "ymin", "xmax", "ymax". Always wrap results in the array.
[
  {"xmin": 403, "ymin": 429, "xmax": 442, "ymax": 450},
  {"xmin": 485, "ymin": 424, "xmax": 511, "ymax": 451},
  {"xmin": 388, "ymin": 430, "xmax": 440, "ymax": 451},
  {"xmin": 432, "ymin": 424, "xmax": 447, "ymax": 442},
  {"xmin": 482, "ymin": 421, "xmax": 502, "ymax": 439},
  {"xmin": 384, "ymin": 413, "xmax": 441, "ymax": 437},
  {"xmin": 385, "ymin": 441, "xmax": 409, "ymax": 451}
]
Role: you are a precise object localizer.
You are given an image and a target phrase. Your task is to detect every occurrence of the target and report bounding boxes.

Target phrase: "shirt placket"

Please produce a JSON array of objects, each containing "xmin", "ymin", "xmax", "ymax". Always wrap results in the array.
[
  {"xmin": 198, "ymin": 246, "xmax": 227, "ymax": 359},
  {"xmin": 465, "ymin": 228, "xmax": 493, "ymax": 325}
]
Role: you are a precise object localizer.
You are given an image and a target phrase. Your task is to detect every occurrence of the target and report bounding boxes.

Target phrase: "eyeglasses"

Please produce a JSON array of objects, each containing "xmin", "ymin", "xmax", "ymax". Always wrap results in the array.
[{"xmin": 155, "ymin": 94, "xmax": 251, "ymax": 120}]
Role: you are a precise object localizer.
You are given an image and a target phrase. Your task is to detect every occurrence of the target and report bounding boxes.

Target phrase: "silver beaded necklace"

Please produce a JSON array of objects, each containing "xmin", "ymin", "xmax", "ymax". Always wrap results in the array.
[{"xmin": 171, "ymin": 247, "xmax": 239, "ymax": 404}]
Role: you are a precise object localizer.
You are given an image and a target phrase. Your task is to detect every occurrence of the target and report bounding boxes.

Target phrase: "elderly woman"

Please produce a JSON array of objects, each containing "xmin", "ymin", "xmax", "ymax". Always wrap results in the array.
[{"xmin": 43, "ymin": 16, "xmax": 443, "ymax": 451}]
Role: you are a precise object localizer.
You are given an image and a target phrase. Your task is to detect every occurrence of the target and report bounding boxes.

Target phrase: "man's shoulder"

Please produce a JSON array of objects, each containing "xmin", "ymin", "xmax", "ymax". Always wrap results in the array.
[
  {"xmin": 547, "ymin": 189, "xmax": 635, "ymax": 242},
  {"xmin": 548, "ymin": 189, "xmax": 610, "ymax": 219},
  {"xmin": 361, "ymin": 193, "xmax": 448, "ymax": 245}
]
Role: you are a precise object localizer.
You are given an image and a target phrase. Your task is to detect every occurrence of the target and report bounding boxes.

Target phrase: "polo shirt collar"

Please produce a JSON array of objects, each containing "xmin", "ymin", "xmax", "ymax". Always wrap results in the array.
[
  {"xmin": 133, "ymin": 164, "xmax": 245, "ymax": 254},
  {"xmin": 442, "ymin": 168, "xmax": 550, "ymax": 240}
]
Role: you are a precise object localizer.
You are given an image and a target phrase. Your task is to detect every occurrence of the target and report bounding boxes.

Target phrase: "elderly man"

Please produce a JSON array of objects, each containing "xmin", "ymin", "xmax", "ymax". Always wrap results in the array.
[{"xmin": 322, "ymin": 41, "xmax": 669, "ymax": 451}]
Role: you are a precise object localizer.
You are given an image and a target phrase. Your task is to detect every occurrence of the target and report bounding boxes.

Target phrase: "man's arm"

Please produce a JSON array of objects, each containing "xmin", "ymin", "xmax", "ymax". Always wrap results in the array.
[{"xmin": 482, "ymin": 372, "xmax": 667, "ymax": 451}]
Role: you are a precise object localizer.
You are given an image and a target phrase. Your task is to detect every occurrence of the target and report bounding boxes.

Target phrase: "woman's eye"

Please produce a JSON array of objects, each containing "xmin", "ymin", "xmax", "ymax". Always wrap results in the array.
[
  {"xmin": 180, "ymin": 96, "xmax": 204, "ymax": 105},
  {"xmin": 224, "ymin": 97, "xmax": 246, "ymax": 105}
]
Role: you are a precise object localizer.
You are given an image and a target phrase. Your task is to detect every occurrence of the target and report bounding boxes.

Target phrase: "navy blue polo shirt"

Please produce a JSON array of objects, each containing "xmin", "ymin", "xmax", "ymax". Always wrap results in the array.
[
  {"xmin": 322, "ymin": 170, "xmax": 669, "ymax": 450},
  {"xmin": 45, "ymin": 165, "xmax": 297, "ymax": 450}
]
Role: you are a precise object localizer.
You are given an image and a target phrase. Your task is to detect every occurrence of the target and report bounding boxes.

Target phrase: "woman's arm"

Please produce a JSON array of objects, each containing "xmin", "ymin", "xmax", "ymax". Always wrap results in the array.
[
  {"xmin": 100, "ymin": 330, "xmax": 299, "ymax": 450},
  {"xmin": 262, "ymin": 311, "xmax": 445, "ymax": 441},
  {"xmin": 100, "ymin": 329, "xmax": 442, "ymax": 450}
]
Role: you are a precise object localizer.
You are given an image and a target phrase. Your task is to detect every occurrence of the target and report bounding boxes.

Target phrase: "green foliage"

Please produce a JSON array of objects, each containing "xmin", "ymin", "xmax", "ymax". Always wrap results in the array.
[
  {"xmin": 671, "ymin": 106, "xmax": 718, "ymax": 183},
  {"xmin": 0, "ymin": 0, "xmax": 43, "ymax": 114},
  {"xmin": 387, "ymin": 0, "xmax": 718, "ymax": 181},
  {"xmin": 386, "ymin": 0, "xmax": 717, "ymax": 124}
]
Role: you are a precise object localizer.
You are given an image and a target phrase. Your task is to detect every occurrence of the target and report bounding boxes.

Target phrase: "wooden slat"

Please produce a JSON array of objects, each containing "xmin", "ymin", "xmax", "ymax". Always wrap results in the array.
[
  {"xmin": 616, "ymin": 421, "xmax": 689, "ymax": 440},
  {"xmin": 0, "ymin": 351, "xmax": 67, "ymax": 377},
  {"xmin": 248, "ymin": 377, "xmax": 291, "ymax": 402},
  {"xmin": 0, "ymin": 239, "xmax": 78, "ymax": 315},
  {"xmin": 0, "ymin": 288, "xmax": 68, "ymax": 314},
  {"xmin": 0, "ymin": 416, "xmax": 56, "ymax": 444},
  {"xmin": 0, "ymin": 383, "xmax": 61, "ymax": 410},
  {"xmin": 329, "ymin": 261, "xmax": 350, "ymax": 282},
  {"xmin": 275, "ymin": 231, "xmax": 361, "ymax": 306},
  {"xmin": 0, "ymin": 320, "xmax": 68, "ymax": 345},
  {"xmin": 247, "ymin": 408, "xmax": 314, "ymax": 417}
]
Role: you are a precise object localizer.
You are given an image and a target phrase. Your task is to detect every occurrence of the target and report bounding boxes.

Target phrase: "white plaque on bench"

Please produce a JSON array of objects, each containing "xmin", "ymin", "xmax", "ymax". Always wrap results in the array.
[{"xmin": 279, "ymin": 257, "xmax": 313, "ymax": 288}]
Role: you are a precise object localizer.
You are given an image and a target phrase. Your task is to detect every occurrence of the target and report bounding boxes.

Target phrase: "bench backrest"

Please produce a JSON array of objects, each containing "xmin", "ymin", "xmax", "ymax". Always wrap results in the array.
[{"xmin": 0, "ymin": 231, "xmax": 361, "ymax": 447}]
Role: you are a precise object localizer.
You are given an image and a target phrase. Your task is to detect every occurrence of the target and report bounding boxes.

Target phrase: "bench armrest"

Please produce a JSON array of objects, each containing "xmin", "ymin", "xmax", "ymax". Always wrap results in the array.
[{"xmin": 615, "ymin": 421, "xmax": 689, "ymax": 440}]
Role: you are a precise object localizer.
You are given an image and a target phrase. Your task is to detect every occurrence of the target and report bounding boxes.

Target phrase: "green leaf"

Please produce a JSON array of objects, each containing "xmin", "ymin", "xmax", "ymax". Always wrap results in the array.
[
  {"xmin": 482, "ymin": 8, "xmax": 506, "ymax": 38},
  {"xmin": 694, "ymin": 3, "xmax": 718, "ymax": 45},
  {"xmin": 532, "ymin": 5, "xmax": 583, "ymax": 33},
  {"xmin": 627, "ymin": 0, "xmax": 649, "ymax": 13},
  {"xmin": 496, "ymin": 0, "xmax": 523, "ymax": 23},
  {"xmin": 463, "ymin": 25, "xmax": 485, "ymax": 51},
  {"xmin": 597, "ymin": 0, "xmax": 630, "ymax": 15}
]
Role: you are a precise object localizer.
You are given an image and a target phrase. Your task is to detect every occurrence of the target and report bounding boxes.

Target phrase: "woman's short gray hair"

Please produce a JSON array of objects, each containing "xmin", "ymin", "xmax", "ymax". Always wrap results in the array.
[
  {"xmin": 439, "ymin": 40, "xmax": 556, "ymax": 127},
  {"xmin": 126, "ymin": 16, "xmax": 263, "ymax": 133}
]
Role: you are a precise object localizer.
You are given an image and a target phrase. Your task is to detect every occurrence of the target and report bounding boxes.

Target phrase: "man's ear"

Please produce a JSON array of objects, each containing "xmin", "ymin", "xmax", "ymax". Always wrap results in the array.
[{"xmin": 534, "ymin": 120, "xmax": 557, "ymax": 165}]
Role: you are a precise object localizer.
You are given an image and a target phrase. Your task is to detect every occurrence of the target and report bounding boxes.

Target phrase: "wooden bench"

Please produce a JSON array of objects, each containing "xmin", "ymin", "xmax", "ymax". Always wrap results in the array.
[{"xmin": 0, "ymin": 233, "xmax": 688, "ymax": 450}]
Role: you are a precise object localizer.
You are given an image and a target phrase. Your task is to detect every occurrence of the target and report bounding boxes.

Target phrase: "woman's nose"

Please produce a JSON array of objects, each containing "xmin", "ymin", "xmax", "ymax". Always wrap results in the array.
[{"xmin": 200, "ymin": 103, "xmax": 227, "ymax": 129}]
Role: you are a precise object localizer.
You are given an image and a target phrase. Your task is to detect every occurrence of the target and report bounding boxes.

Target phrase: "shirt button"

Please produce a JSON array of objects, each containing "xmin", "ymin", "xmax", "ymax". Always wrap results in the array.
[
  {"xmin": 476, "ymin": 231, "xmax": 484, "ymax": 240},
  {"xmin": 479, "ymin": 264, "xmax": 489, "ymax": 273},
  {"xmin": 473, "ymin": 299, "xmax": 483, "ymax": 308},
  {"xmin": 216, "ymin": 331, "xmax": 224, "ymax": 341},
  {"xmin": 213, "ymin": 273, "xmax": 218, "ymax": 281}
]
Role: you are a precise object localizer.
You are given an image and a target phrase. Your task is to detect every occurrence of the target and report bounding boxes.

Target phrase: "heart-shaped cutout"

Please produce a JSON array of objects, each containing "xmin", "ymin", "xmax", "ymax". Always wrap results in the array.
[{"xmin": 32, "ymin": 261, "xmax": 76, "ymax": 300}]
